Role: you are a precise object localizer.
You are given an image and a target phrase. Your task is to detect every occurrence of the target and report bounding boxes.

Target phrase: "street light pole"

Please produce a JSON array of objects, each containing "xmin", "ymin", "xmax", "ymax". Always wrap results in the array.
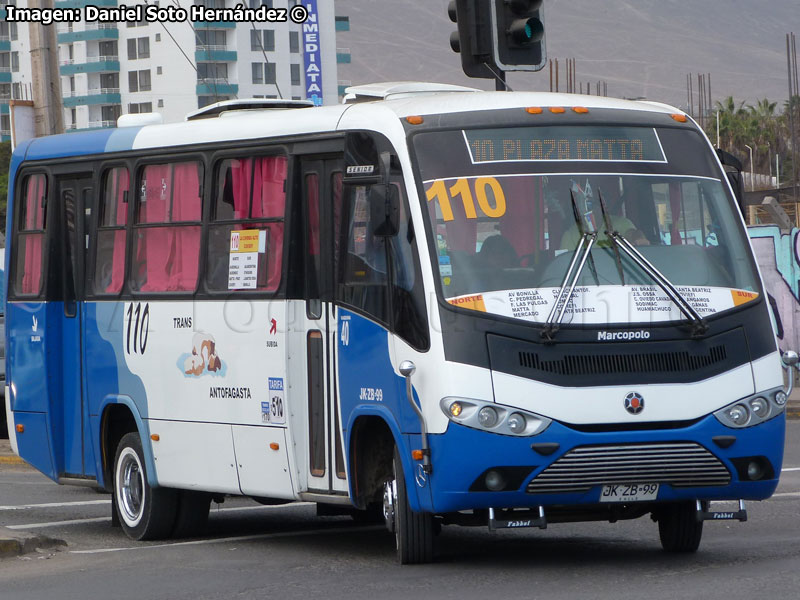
[{"xmin": 745, "ymin": 144, "xmax": 754, "ymax": 191}]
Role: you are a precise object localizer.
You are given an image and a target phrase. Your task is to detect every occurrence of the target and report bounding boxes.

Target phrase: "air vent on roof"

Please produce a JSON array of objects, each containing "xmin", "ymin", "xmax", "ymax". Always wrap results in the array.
[
  {"xmin": 185, "ymin": 98, "xmax": 314, "ymax": 121},
  {"xmin": 117, "ymin": 113, "xmax": 163, "ymax": 128},
  {"xmin": 341, "ymin": 81, "xmax": 480, "ymax": 104}
]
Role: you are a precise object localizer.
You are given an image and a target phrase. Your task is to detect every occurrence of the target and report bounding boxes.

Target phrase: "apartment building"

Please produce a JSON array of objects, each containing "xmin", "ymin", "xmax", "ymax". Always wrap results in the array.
[{"xmin": 0, "ymin": 0, "xmax": 341, "ymax": 134}]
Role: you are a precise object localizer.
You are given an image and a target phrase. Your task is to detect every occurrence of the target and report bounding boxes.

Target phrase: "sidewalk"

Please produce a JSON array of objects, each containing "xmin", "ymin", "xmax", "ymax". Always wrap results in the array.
[{"xmin": 0, "ymin": 439, "xmax": 66, "ymax": 558}]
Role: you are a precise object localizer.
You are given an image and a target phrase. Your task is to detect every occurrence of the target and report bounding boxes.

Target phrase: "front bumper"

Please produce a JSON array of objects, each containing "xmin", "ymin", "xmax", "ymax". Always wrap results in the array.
[{"xmin": 425, "ymin": 412, "xmax": 785, "ymax": 514}]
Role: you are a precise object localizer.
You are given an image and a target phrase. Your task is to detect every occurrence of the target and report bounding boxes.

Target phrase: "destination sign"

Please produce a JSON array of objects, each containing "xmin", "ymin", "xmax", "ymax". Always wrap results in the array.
[{"xmin": 464, "ymin": 126, "xmax": 666, "ymax": 164}]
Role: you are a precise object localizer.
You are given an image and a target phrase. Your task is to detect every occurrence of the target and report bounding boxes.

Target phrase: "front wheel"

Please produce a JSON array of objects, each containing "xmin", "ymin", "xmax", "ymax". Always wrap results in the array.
[
  {"xmin": 114, "ymin": 432, "xmax": 177, "ymax": 540},
  {"xmin": 657, "ymin": 502, "xmax": 703, "ymax": 552},
  {"xmin": 384, "ymin": 447, "xmax": 434, "ymax": 564}
]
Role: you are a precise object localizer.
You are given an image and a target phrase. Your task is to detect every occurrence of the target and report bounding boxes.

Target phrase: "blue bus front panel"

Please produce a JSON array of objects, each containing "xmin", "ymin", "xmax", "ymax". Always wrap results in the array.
[{"xmin": 426, "ymin": 413, "xmax": 785, "ymax": 514}]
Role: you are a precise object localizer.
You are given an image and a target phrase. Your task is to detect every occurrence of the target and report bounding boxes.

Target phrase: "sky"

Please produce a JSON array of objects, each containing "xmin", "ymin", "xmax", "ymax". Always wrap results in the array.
[{"xmin": 335, "ymin": 0, "xmax": 799, "ymax": 110}]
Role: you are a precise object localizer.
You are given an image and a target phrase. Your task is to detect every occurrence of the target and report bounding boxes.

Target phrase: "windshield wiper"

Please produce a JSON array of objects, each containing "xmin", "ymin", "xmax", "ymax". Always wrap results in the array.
[
  {"xmin": 542, "ymin": 230, "xmax": 597, "ymax": 341},
  {"xmin": 542, "ymin": 190, "xmax": 599, "ymax": 341},
  {"xmin": 599, "ymin": 212, "xmax": 709, "ymax": 337}
]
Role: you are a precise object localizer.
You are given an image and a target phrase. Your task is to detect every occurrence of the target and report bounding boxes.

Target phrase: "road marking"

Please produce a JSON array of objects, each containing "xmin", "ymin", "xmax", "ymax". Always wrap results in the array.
[
  {"xmin": 781, "ymin": 467, "xmax": 800, "ymax": 472},
  {"xmin": 6, "ymin": 517, "xmax": 109, "ymax": 530},
  {"xmin": 6, "ymin": 502, "xmax": 316, "ymax": 530},
  {"xmin": 70, "ymin": 525, "xmax": 383, "ymax": 555},
  {"xmin": 0, "ymin": 499, "xmax": 111, "ymax": 511},
  {"xmin": 771, "ymin": 492, "xmax": 800, "ymax": 498}
]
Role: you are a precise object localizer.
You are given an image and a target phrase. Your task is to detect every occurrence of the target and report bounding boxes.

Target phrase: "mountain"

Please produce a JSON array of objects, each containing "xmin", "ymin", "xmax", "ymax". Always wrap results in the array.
[{"xmin": 335, "ymin": 0, "xmax": 798, "ymax": 109}]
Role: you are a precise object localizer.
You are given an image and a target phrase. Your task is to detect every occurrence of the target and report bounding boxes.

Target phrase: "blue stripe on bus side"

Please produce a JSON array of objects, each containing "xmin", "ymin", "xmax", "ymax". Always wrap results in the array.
[{"xmin": 23, "ymin": 129, "xmax": 117, "ymax": 161}]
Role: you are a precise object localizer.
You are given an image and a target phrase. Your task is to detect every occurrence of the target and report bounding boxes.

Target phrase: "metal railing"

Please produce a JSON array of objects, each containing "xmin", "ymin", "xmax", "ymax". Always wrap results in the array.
[{"xmin": 87, "ymin": 120, "xmax": 117, "ymax": 129}]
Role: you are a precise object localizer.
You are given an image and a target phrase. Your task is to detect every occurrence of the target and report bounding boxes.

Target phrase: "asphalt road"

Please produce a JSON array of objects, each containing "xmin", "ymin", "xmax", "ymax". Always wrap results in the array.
[{"xmin": 1, "ymin": 422, "xmax": 799, "ymax": 600}]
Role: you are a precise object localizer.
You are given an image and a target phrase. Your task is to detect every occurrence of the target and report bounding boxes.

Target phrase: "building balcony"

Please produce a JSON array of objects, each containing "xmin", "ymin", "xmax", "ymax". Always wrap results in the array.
[
  {"xmin": 0, "ymin": 103, "xmax": 9, "ymax": 114},
  {"xmin": 336, "ymin": 48, "xmax": 351, "ymax": 64},
  {"xmin": 85, "ymin": 120, "xmax": 117, "ymax": 129},
  {"xmin": 60, "ymin": 56, "xmax": 120, "ymax": 76},
  {"xmin": 63, "ymin": 88, "xmax": 121, "ymax": 107},
  {"xmin": 55, "ymin": 0, "xmax": 116, "ymax": 8},
  {"xmin": 0, "ymin": 69, "xmax": 11, "ymax": 84},
  {"xmin": 58, "ymin": 26, "xmax": 119, "ymax": 44},
  {"xmin": 195, "ymin": 48, "xmax": 237, "ymax": 62},
  {"xmin": 192, "ymin": 20, "xmax": 236, "ymax": 29},
  {"xmin": 0, "ymin": 37, "xmax": 9, "ymax": 52},
  {"xmin": 196, "ymin": 82, "xmax": 238, "ymax": 96}
]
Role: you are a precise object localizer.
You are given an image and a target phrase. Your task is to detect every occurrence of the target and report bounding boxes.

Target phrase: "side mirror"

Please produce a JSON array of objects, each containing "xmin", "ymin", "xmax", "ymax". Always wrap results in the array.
[
  {"xmin": 369, "ymin": 183, "xmax": 400, "ymax": 237},
  {"xmin": 369, "ymin": 151, "xmax": 400, "ymax": 237},
  {"xmin": 716, "ymin": 148, "xmax": 745, "ymax": 215}
]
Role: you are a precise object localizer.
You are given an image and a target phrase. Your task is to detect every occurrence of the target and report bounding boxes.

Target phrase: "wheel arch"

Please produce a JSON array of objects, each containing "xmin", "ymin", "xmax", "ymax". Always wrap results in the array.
[
  {"xmin": 346, "ymin": 406, "xmax": 424, "ymax": 512},
  {"xmin": 99, "ymin": 395, "xmax": 156, "ymax": 490}
]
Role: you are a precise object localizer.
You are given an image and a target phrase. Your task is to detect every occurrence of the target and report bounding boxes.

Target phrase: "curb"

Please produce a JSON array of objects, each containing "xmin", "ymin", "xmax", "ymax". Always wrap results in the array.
[{"xmin": 0, "ymin": 527, "xmax": 66, "ymax": 559}]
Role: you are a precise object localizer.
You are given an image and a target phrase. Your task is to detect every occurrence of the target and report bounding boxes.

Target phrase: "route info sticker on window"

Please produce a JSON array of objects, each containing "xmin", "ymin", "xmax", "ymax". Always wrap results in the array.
[{"xmin": 228, "ymin": 229, "xmax": 267, "ymax": 290}]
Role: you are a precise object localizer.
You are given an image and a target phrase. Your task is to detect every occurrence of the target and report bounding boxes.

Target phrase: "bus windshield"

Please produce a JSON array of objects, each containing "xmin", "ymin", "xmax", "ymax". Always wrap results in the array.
[{"xmin": 413, "ymin": 124, "xmax": 760, "ymax": 326}]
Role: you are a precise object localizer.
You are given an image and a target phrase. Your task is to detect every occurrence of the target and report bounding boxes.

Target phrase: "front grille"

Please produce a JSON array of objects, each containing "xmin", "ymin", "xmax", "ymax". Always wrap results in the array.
[
  {"xmin": 486, "ymin": 328, "xmax": 749, "ymax": 386},
  {"xmin": 518, "ymin": 345, "xmax": 727, "ymax": 377},
  {"xmin": 527, "ymin": 442, "xmax": 731, "ymax": 494}
]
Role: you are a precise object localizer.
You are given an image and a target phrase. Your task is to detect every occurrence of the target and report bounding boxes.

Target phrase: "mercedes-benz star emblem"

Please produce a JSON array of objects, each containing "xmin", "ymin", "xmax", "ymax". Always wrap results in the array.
[{"xmin": 624, "ymin": 392, "xmax": 645, "ymax": 415}]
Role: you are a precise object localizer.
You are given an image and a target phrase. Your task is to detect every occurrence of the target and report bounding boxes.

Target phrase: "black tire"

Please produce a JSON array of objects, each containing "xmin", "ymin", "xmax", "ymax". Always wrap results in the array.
[
  {"xmin": 113, "ymin": 432, "xmax": 177, "ymax": 541},
  {"xmin": 392, "ymin": 447, "xmax": 434, "ymax": 564},
  {"xmin": 658, "ymin": 502, "xmax": 704, "ymax": 553},
  {"xmin": 172, "ymin": 491, "xmax": 212, "ymax": 538}
]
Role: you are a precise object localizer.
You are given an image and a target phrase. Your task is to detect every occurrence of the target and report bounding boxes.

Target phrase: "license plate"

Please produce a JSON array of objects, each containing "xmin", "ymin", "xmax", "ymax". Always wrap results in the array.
[{"xmin": 599, "ymin": 483, "xmax": 659, "ymax": 503}]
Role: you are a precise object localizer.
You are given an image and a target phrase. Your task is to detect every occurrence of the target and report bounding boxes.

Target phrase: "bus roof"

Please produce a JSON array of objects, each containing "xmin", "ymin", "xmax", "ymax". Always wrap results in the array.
[{"xmin": 16, "ymin": 84, "xmax": 686, "ymax": 163}]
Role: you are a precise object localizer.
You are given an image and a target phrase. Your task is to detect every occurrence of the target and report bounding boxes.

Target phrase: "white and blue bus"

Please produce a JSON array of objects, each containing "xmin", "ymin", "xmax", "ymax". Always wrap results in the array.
[{"xmin": 4, "ymin": 83, "xmax": 794, "ymax": 563}]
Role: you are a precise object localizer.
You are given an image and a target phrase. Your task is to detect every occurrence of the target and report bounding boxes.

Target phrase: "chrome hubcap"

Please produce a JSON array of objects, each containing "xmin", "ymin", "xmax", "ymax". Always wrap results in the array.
[
  {"xmin": 118, "ymin": 450, "xmax": 144, "ymax": 525},
  {"xmin": 383, "ymin": 478, "xmax": 397, "ymax": 533}
]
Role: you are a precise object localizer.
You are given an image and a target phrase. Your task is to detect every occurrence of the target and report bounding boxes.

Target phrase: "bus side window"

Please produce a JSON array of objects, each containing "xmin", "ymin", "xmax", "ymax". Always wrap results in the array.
[
  {"xmin": 206, "ymin": 155, "xmax": 286, "ymax": 292},
  {"xmin": 94, "ymin": 167, "xmax": 129, "ymax": 295},
  {"xmin": 131, "ymin": 161, "xmax": 203, "ymax": 293},
  {"xmin": 388, "ymin": 181, "xmax": 429, "ymax": 350},
  {"xmin": 13, "ymin": 173, "xmax": 47, "ymax": 297},
  {"xmin": 338, "ymin": 184, "xmax": 389, "ymax": 324}
]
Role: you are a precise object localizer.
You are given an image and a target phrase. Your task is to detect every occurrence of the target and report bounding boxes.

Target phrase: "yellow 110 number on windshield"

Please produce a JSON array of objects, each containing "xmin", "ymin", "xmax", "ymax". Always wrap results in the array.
[{"xmin": 425, "ymin": 177, "xmax": 506, "ymax": 221}]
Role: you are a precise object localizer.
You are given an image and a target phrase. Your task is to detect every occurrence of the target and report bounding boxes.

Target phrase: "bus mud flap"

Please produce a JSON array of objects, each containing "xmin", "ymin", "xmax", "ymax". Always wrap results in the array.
[
  {"xmin": 488, "ymin": 506, "xmax": 547, "ymax": 531},
  {"xmin": 695, "ymin": 499, "xmax": 747, "ymax": 522}
]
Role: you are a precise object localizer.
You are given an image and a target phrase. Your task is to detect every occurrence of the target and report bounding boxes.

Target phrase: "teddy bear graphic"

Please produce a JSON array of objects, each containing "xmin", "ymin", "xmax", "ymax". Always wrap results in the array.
[{"xmin": 183, "ymin": 332, "xmax": 222, "ymax": 376}]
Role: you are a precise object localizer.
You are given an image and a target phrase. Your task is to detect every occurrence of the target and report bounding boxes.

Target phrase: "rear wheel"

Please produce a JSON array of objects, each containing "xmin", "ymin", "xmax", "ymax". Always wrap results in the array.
[
  {"xmin": 658, "ymin": 502, "xmax": 703, "ymax": 552},
  {"xmin": 384, "ymin": 447, "xmax": 434, "ymax": 564},
  {"xmin": 114, "ymin": 432, "xmax": 177, "ymax": 540}
]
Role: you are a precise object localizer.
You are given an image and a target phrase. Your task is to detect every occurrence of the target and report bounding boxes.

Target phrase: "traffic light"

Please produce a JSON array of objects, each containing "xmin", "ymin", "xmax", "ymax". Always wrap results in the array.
[
  {"xmin": 490, "ymin": 0, "xmax": 547, "ymax": 71},
  {"xmin": 448, "ymin": 0, "xmax": 495, "ymax": 79}
]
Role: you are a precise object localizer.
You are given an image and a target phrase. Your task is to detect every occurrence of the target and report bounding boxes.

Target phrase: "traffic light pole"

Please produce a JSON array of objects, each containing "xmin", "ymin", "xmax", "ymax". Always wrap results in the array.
[{"xmin": 495, "ymin": 70, "xmax": 506, "ymax": 91}]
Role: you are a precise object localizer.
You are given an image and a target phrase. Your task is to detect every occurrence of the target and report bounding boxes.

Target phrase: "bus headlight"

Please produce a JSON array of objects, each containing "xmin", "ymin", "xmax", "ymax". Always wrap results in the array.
[
  {"xmin": 507, "ymin": 412, "xmax": 527, "ymax": 434},
  {"xmin": 727, "ymin": 404, "xmax": 750, "ymax": 426},
  {"xmin": 713, "ymin": 387, "xmax": 785, "ymax": 428},
  {"xmin": 749, "ymin": 397, "xmax": 770, "ymax": 419},
  {"xmin": 440, "ymin": 397, "xmax": 551, "ymax": 437},
  {"xmin": 478, "ymin": 406, "xmax": 499, "ymax": 428}
]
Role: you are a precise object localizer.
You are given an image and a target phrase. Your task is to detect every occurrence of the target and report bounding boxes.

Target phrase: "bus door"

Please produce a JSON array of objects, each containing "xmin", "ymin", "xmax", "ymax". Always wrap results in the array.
[
  {"xmin": 55, "ymin": 174, "xmax": 93, "ymax": 476},
  {"xmin": 299, "ymin": 157, "xmax": 348, "ymax": 495}
]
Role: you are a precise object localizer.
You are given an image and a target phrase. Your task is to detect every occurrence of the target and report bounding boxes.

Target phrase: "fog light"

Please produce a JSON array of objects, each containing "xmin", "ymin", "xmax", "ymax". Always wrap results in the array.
[
  {"xmin": 728, "ymin": 404, "xmax": 749, "ymax": 426},
  {"xmin": 750, "ymin": 397, "xmax": 769, "ymax": 418},
  {"xmin": 449, "ymin": 402, "xmax": 463, "ymax": 417},
  {"xmin": 507, "ymin": 412, "xmax": 526, "ymax": 434},
  {"xmin": 484, "ymin": 469, "xmax": 506, "ymax": 491},
  {"xmin": 478, "ymin": 406, "xmax": 499, "ymax": 428},
  {"xmin": 775, "ymin": 391, "xmax": 787, "ymax": 406},
  {"xmin": 747, "ymin": 461, "xmax": 764, "ymax": 481}
]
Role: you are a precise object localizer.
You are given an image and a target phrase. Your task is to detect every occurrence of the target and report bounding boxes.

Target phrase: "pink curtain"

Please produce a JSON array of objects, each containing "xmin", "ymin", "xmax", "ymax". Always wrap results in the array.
[
  {"xmin": 137, "ymin": 162, "xmax": 201, "ymax": 291},
  {"xmin": 21, "ymin": 175, "xmax": 46, "ymax": 294},
  {"xmin": 500, "ymin": 177, "xmax": 540, "ymax": 259},
  {"xmin": 252, "ymin": 156, "xmax": 287, "ymax": 219}
]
